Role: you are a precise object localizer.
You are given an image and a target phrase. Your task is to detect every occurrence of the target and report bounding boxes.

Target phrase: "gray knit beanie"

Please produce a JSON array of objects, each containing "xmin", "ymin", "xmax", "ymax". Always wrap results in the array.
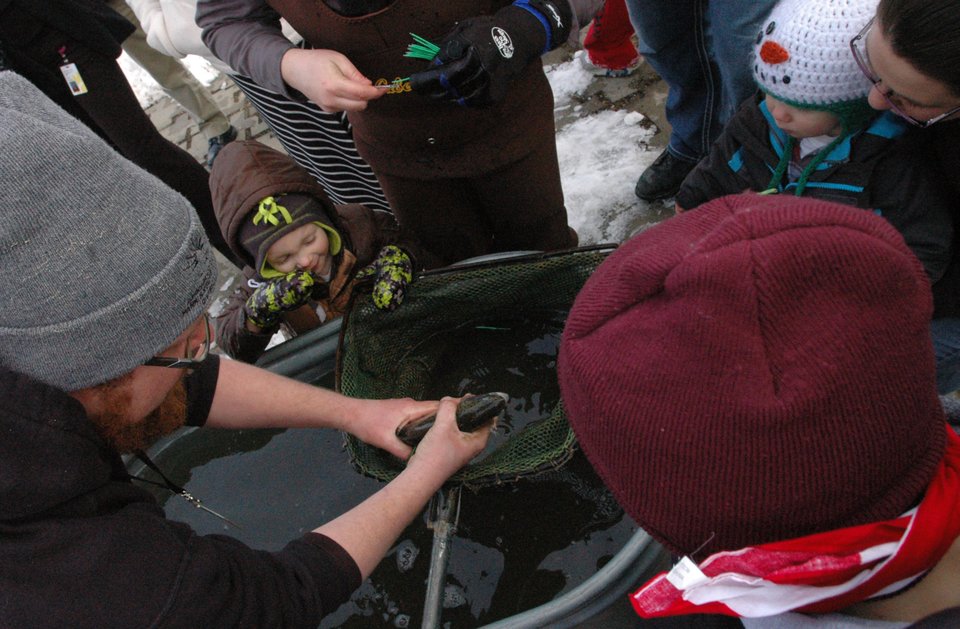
[{"xmin": 0, "ymin": 71, "xmax": 218, "ymax": 391}]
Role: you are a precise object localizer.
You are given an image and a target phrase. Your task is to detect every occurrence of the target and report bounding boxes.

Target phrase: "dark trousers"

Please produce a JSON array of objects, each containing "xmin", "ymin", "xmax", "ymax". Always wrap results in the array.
[
  {"xmin": 6, "ymin": 26, "xmax": 237, "ymax": 265},
  {"xmin": 376, "ymin": 133, "xmax": 577, "ymax": 268}
]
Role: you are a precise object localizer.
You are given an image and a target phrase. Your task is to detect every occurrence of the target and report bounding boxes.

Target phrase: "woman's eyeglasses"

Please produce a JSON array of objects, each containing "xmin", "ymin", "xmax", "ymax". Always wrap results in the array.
[{"xmin": 850, "ymin": 17, "xmax": 960, "ymax": 128}]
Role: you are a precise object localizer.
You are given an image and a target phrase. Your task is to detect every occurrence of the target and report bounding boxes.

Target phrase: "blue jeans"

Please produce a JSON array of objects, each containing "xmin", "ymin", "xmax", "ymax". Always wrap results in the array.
[
  {"xmin": 932, "ymin": 318, "xmax": 960, "ymax": 394},
  {"xmin": 624, "ymin": 0, "xmax": 777, "ymax": 163}
]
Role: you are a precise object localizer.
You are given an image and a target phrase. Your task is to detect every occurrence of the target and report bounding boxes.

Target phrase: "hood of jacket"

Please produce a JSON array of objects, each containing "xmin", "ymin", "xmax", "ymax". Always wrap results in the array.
[
  {"xmin": 0, "ymin": 368, "xmax": 122, "ymax": 521},
  {"xmin": 736, "ymin": 93, "xmax": 907, "ymax": 179},
  {"xmin": 209, "ymin": 140, "xmax": 352, "ymax": 269}
]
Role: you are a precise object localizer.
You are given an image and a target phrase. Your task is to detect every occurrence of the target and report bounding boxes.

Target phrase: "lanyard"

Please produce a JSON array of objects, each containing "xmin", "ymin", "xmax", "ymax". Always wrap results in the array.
[{"xmin": 130, "ymin": 449, "xmax": 241, "ymax": 529}]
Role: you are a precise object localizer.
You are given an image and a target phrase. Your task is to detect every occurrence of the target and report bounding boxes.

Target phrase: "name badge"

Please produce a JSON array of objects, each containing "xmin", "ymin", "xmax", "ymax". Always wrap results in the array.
[{"xmin": 59, "ymin": 62, "xmax": 88, "ymax": 96}]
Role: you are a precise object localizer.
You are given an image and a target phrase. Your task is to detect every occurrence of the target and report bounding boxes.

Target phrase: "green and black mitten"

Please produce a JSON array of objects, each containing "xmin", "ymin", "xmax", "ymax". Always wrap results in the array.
[
  {"xmin": 356, "ymin": 245, "xmax": 413, "ymax": 311},
  {"xmin": 244, "ymin": 270, "xmax": 318, "ymax": 330}
]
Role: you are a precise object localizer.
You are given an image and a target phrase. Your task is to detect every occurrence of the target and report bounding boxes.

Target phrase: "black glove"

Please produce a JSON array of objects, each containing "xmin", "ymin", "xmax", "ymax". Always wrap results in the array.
[
  {"xmin": 409, "ymin": 0, "xmax": 572, "ymax": 106},
  {"xmin": 244, "ymin": 271, "xmax": 322, "ymax": 330}
]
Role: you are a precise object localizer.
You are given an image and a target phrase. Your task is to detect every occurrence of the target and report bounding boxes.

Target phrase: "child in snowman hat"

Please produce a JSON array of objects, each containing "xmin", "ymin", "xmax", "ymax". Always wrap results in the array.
[{"xmin": 675, "ymin": 0, "xmax": 952, "ymax": 284}]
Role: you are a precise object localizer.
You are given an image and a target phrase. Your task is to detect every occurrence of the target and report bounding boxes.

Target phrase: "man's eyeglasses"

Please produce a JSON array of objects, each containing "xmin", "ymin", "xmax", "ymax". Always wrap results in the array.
[
  {"xmin": 144, "ymin": 314, "xmax": 211, "ymax": 369},
  {"xmin": 850, "ymin": 17, "xmax": 960, "ymax": 128}
]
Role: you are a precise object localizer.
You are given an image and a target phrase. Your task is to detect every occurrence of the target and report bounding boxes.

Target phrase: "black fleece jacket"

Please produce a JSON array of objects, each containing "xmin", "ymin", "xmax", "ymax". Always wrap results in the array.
[
  {"xmin": 0, "ymin": 361, "xmax": 360, "ymax": 628},
  {"xmin": 678, "ymin": 93, "xmax": 954, "ymax": 285}
]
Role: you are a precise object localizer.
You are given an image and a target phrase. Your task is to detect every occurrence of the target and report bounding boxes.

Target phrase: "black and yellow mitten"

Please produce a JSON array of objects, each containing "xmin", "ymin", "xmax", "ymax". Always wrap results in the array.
[
  {"xmin": 356, "ymin": 245, "xmax": 413, "ymax": 311},
  {"xmin": 244, "ymin": 271, "xmax": 318, "ymax": 330}
]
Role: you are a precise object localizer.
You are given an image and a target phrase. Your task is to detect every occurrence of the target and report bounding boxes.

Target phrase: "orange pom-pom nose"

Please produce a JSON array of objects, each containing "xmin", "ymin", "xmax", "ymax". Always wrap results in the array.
[{"xmin": 759, "ymin": 40, "xmax": 790, "ymax": 64}]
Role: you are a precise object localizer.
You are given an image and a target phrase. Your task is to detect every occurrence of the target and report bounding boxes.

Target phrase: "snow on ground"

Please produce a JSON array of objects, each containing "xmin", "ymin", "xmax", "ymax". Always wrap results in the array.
[
  {"xmin": 545, "ymin": 51, "xmax": 597, "ymax": 104},
  {"xmin": 556, "ymin": 108, "xmax": 656, "ymax": 244},
  {"xmin": 545, "ymin": 54, "xmax": 664, "ymax": 244}
]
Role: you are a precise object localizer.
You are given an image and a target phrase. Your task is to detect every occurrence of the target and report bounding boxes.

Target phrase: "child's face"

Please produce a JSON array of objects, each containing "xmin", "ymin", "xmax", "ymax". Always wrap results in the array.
[
  {"xmin": 765, "ymin": 95, "xmax": 843, "ymax": 139},
  {"xmin": 265, "ymin": 223, "xmax": 332, "ymax": 276}
]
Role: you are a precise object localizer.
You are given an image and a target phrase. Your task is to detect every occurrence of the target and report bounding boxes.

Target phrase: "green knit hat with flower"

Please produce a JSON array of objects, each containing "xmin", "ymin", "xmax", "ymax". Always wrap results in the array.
[{"xmin": 238, "ymin": 193, "xmax": 343, "ymax": 278}]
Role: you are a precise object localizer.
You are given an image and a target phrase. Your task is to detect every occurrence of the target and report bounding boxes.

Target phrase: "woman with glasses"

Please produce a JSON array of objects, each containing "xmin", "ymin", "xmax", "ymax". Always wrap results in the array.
[
  {"xmin": 851, "ymin": 2, "xmax": 960, "ymax": 129},
  {"xmin": 853, "ymin": 0, "xmax": 960, "ymax": 397}
]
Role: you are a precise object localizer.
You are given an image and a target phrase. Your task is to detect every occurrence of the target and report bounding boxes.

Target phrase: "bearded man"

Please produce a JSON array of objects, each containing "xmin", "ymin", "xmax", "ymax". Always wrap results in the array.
[{"xmin": 0, "ymin": 68, "xmax": 490, "ymax": 628}]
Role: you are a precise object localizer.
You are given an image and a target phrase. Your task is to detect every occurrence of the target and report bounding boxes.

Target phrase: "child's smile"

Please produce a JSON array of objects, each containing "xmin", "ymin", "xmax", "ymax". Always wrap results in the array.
[{"xmin": 266, "ymin": 223, "xmax": 333, "ymax": 276}]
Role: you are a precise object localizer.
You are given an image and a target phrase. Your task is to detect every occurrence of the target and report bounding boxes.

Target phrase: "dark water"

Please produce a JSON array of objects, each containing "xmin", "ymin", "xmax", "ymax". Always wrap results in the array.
[
  {"xmin": 417, "ymin": 312, "xmax": 566, "ymax": 458},
  {"xmin": 140, "ymin": 314, "xmax": 640, "ymax": 627}
]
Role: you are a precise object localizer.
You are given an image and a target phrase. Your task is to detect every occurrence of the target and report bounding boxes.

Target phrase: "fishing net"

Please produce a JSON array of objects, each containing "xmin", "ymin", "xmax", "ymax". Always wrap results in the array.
[{"xmin": 337, "ymin": 246, "xmax": 614, "ymax": 488}]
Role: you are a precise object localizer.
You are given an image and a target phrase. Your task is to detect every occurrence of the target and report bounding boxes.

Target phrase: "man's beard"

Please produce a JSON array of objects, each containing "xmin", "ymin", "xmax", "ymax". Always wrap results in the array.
[{"xmin": 88, "ymin": 376, "xmax": 188, "ymax": 453}]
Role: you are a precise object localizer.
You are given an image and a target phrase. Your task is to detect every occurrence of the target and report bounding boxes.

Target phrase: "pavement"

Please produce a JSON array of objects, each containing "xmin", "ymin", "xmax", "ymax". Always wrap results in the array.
[{"xmin": 141, "ymin": 43, "xmax": 673, "ymax": 313}]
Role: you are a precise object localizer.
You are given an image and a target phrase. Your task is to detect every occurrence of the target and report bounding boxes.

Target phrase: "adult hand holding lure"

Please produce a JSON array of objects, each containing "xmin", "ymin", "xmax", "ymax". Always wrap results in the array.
[
  {"xmin": 407, "ymin": 0, "xmax": 572, "ymax": 106},
  {"xmin": 280, "ymin": 48, "xmax": 385, "ymax": 112}
]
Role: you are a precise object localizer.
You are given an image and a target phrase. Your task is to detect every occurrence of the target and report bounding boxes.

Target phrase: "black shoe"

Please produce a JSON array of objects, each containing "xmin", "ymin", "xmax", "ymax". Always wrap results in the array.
[
  {"xmin": 634, "ymin": 149, "xmax": 696, "ymax": 201},
  {"xmin": 206, "ymin": 126, "xmax": 238, "ymax": 169}
]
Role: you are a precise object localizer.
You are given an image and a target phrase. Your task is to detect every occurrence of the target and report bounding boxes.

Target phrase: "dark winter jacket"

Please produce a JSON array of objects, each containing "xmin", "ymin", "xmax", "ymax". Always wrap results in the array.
[
  {"xmin": 677, "ymin": 94, "xmax": 954, "ymax": 284},
  {"xmin": 0, "ymin": 362, "xmax": 361, "ymax": 628},
  {"xmin": 0, "ymin": 0, "xmax": 133, "ymax": 59},
  {"xmin": 921, "ymin": 120, "xmax": 960, "ymax": 319},
  {"xmin": 210, "ymin": 140, "xmax": 434, "ymax": 362},
  {"xmin": 0, "ymin": 0, "xmax": 134, "ymax": 115}
]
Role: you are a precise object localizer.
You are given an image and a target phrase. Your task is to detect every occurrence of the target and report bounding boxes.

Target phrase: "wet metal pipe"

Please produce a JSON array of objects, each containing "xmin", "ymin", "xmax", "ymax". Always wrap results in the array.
[
  {"xmin": 479, "ymin": 529, "xmax": 661, "ymax": 629},
  {"xmin": 421, "ymin": 486, "xmax": 461, "ymax": 629}
]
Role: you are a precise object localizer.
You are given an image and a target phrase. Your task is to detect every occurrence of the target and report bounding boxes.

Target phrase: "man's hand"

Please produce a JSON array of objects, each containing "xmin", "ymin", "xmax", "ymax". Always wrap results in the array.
[
  {"xmin": 312, "ymin": 397, "xmax": 492, "ymax": 580},
  {"xmin": 409, "ymin": 0, "xmax": 572, "ymax": 106},
  {"xmin": 244, "ymin": 270, "xmax": 320, "ymax": 331},
  {"xmin": 407, "ymin": 397, "xmax": 492, "ymax": 474},
  {"xmin": 347, "ymin": 397, "xmax": 440, "ymax": 460},
  {"xmin": 280, "ymin": 48, "xmax": 385, "ymax": 112}
]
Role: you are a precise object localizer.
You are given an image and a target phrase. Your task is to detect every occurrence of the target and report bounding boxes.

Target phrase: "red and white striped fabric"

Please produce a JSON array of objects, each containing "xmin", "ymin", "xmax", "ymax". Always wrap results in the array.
[{"xmin": 632, "ymin": 426, "xmax": 960, "ymax": 619}]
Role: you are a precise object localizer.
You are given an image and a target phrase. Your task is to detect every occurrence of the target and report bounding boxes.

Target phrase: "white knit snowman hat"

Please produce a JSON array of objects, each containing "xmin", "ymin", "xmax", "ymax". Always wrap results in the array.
[{"xmin": 753, "ymin": 0, "xmax": 878, "ymax": 124}]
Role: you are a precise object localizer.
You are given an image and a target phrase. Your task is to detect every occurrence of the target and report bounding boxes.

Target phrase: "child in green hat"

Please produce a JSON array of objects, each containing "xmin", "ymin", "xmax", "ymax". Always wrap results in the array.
[{"xmin": 211, "ymin": 140, "xmax": 435, "ymax": 362}]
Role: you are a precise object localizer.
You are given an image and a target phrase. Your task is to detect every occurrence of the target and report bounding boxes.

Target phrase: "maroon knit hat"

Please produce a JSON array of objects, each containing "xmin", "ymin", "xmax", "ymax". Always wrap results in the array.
[{"xmin": 558, "ymin": 193, "xmax": 946, "ymax": 557}]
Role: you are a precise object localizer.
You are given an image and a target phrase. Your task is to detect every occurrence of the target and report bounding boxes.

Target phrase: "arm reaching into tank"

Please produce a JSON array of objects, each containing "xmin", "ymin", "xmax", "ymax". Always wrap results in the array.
[
  {"xmin": 204, "ymin": 358, "xmax": 435, "ymax": 459},
  {"xmin": 313, "ymin": 397, "xmax": 490, "ymax": 579},
  {"xmin": 209, "ymin": 367, "xmax": 490, "ymax": 580}
]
